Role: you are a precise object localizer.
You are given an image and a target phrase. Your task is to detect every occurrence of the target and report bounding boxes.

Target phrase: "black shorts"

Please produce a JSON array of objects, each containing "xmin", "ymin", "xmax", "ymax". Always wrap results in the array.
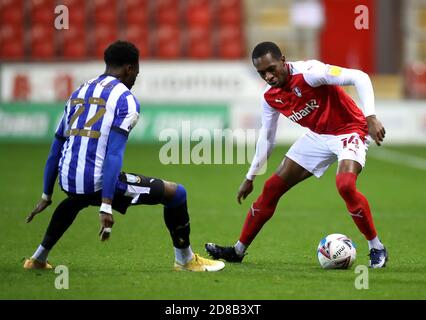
[{"xmin": 65, "ymin": 172, "xmax": 165, "ymax": 214}]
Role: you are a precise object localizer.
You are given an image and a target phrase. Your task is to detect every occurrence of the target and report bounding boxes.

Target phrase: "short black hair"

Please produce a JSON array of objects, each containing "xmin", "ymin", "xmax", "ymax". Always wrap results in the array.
[
  {"xmin": 252, "ymin": 41, "xmax": 282, "ymax": 60},
  {"xmin": 104, "ymin": 40, "xmax": 139, "ymax": 67}
]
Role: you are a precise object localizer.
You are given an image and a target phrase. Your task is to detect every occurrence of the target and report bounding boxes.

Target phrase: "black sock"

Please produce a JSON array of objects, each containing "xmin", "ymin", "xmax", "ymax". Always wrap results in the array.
[
  {"xmin": 163, "ymin": 201, "xmax": 191, "ymax": 249},
  {"xmin": 41, "ymin": 197, "xmax": 88, "ymax": 249}
]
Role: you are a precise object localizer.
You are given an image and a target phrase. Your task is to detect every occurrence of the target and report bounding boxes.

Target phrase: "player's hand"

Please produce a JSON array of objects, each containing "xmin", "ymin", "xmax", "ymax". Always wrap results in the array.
[
  {"xmin": 26, "ymin": 198, "xmax": 52, "ymax": 223},
  {"xmin": 237, "ymin": 179, "xmax": 254, "ymax": 204},
  {"xmin": 99, "ymin": 212, "xmax": 114, "ymax": 241},
  {"xmin": 366, "ymin": 115, "xmax": 386, "ymax": 146}
]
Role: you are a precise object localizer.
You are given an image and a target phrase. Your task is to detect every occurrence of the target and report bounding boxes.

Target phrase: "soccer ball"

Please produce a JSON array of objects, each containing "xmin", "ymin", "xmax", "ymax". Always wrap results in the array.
[{"xmin": 317, "ymin": 233, "xmax": 356, "ymax": 269}]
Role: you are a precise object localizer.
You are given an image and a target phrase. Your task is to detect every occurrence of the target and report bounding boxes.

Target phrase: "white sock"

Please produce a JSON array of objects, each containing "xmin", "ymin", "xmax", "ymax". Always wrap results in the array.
[
  {"xmin": 368, "ymin": 236, "xmax": 384, "ymax": 250},
  {"xmin": 32, "ymin": 245, "xmax": 49, "ymax": 263},
  {"xmin": 174, "ymin": 246, "xmax": 194, "ymax": 265},
  {"xmin": 234, "ymin": 240, "xmax": 247, "ymax": 257}
]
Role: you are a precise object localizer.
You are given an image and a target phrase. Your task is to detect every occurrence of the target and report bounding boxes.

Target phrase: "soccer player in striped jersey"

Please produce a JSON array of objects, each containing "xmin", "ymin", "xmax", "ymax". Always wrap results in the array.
[
  {"xmin": 206, "ymin": 41, "xmax": 388, "ymax": 268},
  {"xmin": 24, "ymin": 41, "xmax": 224, "ymax": 272}
]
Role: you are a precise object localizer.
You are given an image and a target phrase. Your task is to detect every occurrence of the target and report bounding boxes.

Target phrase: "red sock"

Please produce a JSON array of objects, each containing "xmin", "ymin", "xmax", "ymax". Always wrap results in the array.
[
  {"xmin": 239, "ymin": 174, "xmax": 290, "ymax": 246},
  {"xmin": 336, "ymin": 172, "xmax": 377, "ymax": 240}
]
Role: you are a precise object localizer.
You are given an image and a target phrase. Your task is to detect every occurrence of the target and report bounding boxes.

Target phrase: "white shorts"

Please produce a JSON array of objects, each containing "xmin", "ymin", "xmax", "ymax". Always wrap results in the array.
[{"xmin": 286, "ymin": 130, "xmax": 370, "ymax": 178}]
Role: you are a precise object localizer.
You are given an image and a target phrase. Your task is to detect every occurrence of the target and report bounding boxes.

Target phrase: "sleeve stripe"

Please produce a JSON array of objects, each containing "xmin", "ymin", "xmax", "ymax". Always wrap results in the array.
[{"xmin": 126, "ymin": 95, "xmax": 138, "ymax": 114}]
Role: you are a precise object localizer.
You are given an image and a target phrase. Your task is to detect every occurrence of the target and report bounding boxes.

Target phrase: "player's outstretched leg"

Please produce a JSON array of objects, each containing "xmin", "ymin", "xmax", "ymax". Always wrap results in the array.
[
  {"xmin": 24, "ymin": 196, "xmax": 88, "ymax": 270},
  {"xmin": 336, "ymin": 172, "xmax": 388, "ymax": 268},
  {"xmin": 206, "ymin": 174, "xmax": 290, "ymax": 262},
  {"xmin": 162, "ymin": 183, "xmax": 225, "ymax": 272}
]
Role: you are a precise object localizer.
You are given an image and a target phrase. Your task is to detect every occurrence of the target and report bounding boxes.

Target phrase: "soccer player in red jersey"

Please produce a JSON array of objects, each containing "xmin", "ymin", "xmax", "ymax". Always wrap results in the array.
[{"xmin": 206, "ymin": 41, "xmax": 388, "ymax": 268}]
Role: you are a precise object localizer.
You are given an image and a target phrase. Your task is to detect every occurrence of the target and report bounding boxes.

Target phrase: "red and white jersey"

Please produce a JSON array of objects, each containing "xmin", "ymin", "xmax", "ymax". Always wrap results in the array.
[
  {"xmin": 247, "ymin": 60, "xmax": 376, "ymax": 180},
  {"xmin": 263, "ymin": 60, "xmax": 370, "ymax": 139}
]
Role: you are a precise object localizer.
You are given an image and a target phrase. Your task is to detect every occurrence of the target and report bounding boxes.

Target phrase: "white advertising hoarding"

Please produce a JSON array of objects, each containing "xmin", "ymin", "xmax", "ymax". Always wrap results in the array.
[
  {"xmin": 0, "ymin": 61, "xmax": 264, "ymax": 103},
  {"xmin": 1, "ymin": 62, "xmax": 426, "ymax": 144}
]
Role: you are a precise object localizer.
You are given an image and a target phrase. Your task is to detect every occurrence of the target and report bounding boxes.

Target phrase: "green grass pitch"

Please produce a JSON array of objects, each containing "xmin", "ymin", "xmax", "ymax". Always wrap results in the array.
[{"xmin": 0, "ymin": 143, "xmax": 425, "ymax": 299}]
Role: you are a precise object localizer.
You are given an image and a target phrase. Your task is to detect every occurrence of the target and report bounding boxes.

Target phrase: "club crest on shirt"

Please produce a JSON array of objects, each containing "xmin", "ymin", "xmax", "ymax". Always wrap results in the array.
[{"xmin": 293, "ymin": 87, "xmax": 302, "ymax": 97}]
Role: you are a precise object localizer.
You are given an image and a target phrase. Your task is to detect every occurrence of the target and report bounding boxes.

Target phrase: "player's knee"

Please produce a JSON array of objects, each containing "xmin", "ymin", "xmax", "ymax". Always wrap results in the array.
[
  {"xmin": 336, "ymin": 174, "xmax": 356, "ymax": 198},
  {"xmin": 260, "ymin": 175, "xmax": 288, "ymax": 206},
  {"xmin": 165, "ymin": 184, "xmax": 187, "ymax": 208}
]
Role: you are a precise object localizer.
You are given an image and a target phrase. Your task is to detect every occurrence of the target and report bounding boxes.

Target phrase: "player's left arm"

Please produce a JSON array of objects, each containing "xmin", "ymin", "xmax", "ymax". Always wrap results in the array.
[{"xmin": 304, "ymin": 60, "xmax": 386, "ymax": 146}]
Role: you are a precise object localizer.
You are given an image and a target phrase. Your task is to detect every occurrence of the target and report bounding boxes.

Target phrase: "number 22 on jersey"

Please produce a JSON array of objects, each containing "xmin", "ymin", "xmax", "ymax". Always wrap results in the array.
[{"xmin": 65, "ymin": 97, "xmax": 106, "ymax": 139}]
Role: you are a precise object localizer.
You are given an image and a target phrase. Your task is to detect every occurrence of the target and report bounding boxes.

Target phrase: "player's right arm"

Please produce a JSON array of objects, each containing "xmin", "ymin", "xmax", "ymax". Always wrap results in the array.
[
  {"xmin": 99, "ymin": 93, "xmax": 139, "ymax": 241},
  {"xmin": 26, "ymin": 110, "xmax": 67, "ymax": 223},
  {"xmin": 237, "ymin": 97, "xmax": 279, "ymax": 204}
]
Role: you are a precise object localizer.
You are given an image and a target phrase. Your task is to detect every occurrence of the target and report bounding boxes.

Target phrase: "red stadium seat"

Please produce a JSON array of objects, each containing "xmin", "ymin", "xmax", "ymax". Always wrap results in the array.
[
  {"xmin": 123, "ymin": 25, "xmax": 150, "ymax": 58},
  {"xmin": 93, "ymin": 0, "xmax": 117, "ymax": 25},
  {"xmin": 60, "ymin": 0, "xmax": 86, "ymax": 25},
  {"xmin": 217, "ymin": 0, "xmax": 243, "ymax": 26},
  {"xmin": 31, "ymin": 0, "xmax": 55, "ymax": 24},
  {"xmin": 0, "ymin": 24, "xmax": 24, "ymax": 59},
  {"xmin": 185, "ymin": 0, "xmax": 211, "ymax": 28},
  {"xmin": 61, "ymin": 27, "xmax": 87, "ymax": 59},
  {"xmin": 155, "ymin": 25, "xmax": 182, "ymax": 59},
  {"xmin": 124, "ymin": 0, "xmax": 150, "ymax": 26},
  {"xmin": 30, "ymin": 24, "xmax": 55, "ymax": 59},
  {"xmin": 154, "ymin": 0, "xmax": 180, "ymax": 26},
  {"xmin": 217, "ymin": 25, "xmax": 244, "ymax": 59},
  {"xmin": 187, "ymin": 26, "xmax": 213, "ymax": 59},
  {"xmin": 92, "ymin": 0, "xmax": 118, "ymax": 58},
  {"xmin": 93, "ymin": 25, "xmax": 118, "ymax": 58},
  {"xmin": 0, "ymin": 0, "xmax": 24, "ymax": 26},
  {"xmin": 405, "ymin": 62, "xmax": 426, "ymax": 99}
]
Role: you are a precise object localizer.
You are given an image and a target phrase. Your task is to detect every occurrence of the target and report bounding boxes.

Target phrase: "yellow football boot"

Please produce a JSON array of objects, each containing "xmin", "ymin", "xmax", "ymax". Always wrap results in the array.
[
  {"xmin": 174, "ymin": 253, "xmax": 225, "ymax": 272},
  {"xmin": 23, "ymin": 258, "xmax": 53, "ymax": 270}
]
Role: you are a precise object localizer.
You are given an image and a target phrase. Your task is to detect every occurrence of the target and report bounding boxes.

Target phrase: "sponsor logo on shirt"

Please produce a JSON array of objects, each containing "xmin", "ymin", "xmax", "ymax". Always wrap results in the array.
[{"xmin": 288, "ymin": 99, "xmax": 319, "ymax": 122}]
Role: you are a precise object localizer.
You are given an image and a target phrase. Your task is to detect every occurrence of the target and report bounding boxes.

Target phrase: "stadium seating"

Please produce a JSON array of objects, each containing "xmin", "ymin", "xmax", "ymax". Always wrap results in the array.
[
  {"xmin": 0, "ymin": 0, "xmax": 245, "ymax": 60},
  {"xmin": 218, "ymin": 25, "xmax": 245, "ymax": 59},
  {"xmin": 0, "ymin": 0, "xmax": 24, "ymax": 26},
  {"xmin": 155, "ymin": 25, "xmax": 182, "ymax": 59},
  {"xmin": 93, "ymin": 0, "xmax": 117, "ymax": 25},
  {"xmin": 154, "ymin": 0, "xmax": 180, "ymax": 26},
  {"xmin": 61, "ymin": 27, "xmax": 87, "ymax": 59},
  {"xmin": 124, "ymin": 0, "xmax": 150, "ymax": 27},
  {"xmin": 29, "ymin": 0, "xmax": 56, "ymax": 59},
  {"xmin": 218, "ymin": 0, "xmax": 243, "ymax": 26},
  {"xmin": 185, "ymin": 0, "xmax": 212, "ymax": 28},
  {"xmin": 31, "ymin": 0, "xmax": 55, "ymax": 24},
  {"xmin": 0, "ymin": 0, "xmax": 24, "ymax": 58},
  {"xmin": 405, "ymin": 62, "xmax": 426, "ymax": 99},
  {"xmin": 0, "ymin": 24, "xmax": 25, "ymax": 59},
  {"xmin": 123, "ymin": 25, "xmax": 150, "ymax": 58},
  {"xmin": 61, "ymin": 0, "xmax": 86, "ymax": 26},
  {"xmin": 31, "ymin": 24, "xmax": 56, "ymax": 59},
  {"xmin": 187, "ymin": 26, "xmax": 213, "ymax": 59},
  {"xmin": 94, "ymin": 25, "xmax": 118, "ymax": 58}
]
